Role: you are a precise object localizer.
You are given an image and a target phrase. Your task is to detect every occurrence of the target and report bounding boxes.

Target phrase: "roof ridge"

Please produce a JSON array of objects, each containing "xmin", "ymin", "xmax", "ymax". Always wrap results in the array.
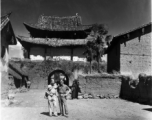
[
  {"xmin": 114, "ymin": 22, "xmax": 152, "ymax": 38},
  {"xmin": 39, "ymin": 14, "xmax": 81, "ymax": 18}
]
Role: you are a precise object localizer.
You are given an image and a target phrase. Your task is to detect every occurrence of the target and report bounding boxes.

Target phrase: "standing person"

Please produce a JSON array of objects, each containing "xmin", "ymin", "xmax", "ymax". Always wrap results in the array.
[
  {"xmin": 57, "ymin": 79, "xmax": 71, "ymax": 117},
  {"xmin": 71, "ymin": 80, "xmax": 80, "ymax": 99},
  {"xmin": 26, "ymin": 80, "xmax": 31, "ymax": 91},
  {"xmin": 44, "ymin": 84, "xmax": 58, "ymax": 117}
]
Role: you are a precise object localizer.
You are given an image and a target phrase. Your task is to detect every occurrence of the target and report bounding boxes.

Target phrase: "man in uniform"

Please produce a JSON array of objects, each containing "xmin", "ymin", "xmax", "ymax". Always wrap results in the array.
[{"xmin": 57, "ymin": 79, "xmax": 71, "ymax": 117}]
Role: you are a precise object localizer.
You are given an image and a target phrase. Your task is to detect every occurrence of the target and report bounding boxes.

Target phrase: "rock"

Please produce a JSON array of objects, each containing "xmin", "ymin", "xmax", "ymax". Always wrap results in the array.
[
  {"xmin": 83, "ymin": 94, "xmax": 88, "ymax": 99},
  {"xmin": 8, "ymin": 90, "xmax": 15, "ymax": 100},
  {"xmin": 78, "ymin": 96, "xmax": 83, "ymax": 99},
  {"xmin": 78, "ymin": 93, "xmax": 84, "ymax": 96},
  {"xmin": 105, "ymin": 95, "xmax": 111, "ymax": 99},
  {"xmin": 88, "ymin": 95, "xmax": 93, "ymax": 99},
  {"xmin": 114, "ymin": 95, "xmax": 119, "ymax": 99},
  {"xmin": 96, "ymin": 95, "xmax": 100, "ymax": 99},
  {"xmin": 96, "ymin": 95, "xmax": 100, "ymax": 97},
  {"xmin": 99, "ymin": 95, "xmax": 105, "ymax": 99},
  {"xmin": 4, "ymin": 99, "xmax": 10, "ymax": 106}
]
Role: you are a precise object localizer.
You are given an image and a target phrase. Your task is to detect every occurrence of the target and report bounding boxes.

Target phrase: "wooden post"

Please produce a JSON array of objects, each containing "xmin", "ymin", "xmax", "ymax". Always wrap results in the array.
[
  {"xmin": 71, "ymin": 48, "xmax": 73, "ymax": 61},
  {"xmin": 27, "ymin": 48, "xmax": 30, "ymax": 59},
  {"xmin": 44, "ymin": 47, "xmax": 47, "ymax": 60},
  {"xmin": 20, "ymin": 76, "xmax": 23, "ymax": 88}
]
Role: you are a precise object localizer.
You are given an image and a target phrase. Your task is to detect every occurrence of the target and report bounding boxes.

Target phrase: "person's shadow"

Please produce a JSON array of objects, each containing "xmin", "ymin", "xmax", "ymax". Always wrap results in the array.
[
  {"xmin": 41, "ymin": 112, "xmax": 50, "ymax": 116},
  {"xmin": 142, "ymin": 108, "xmax": 152, "ymax": 112},
  {"xmin": 41, "ymin": 112, "xmax": 61, "ymax": 116}
]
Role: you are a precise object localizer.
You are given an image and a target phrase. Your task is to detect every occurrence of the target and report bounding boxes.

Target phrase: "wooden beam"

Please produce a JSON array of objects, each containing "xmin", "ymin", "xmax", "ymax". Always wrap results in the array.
[
  {"xmin": 27, "ymin": 48, "xmax": 30, "ymax": 59},
  {"xmin": 71, "ymin": 48, "xmax": 73, "ymax": 61}
]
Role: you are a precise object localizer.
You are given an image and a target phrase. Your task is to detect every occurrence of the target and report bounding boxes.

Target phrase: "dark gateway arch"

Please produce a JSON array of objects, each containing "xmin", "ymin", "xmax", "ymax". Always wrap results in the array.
[{"xmin": 48, "ymin": 69, "xmax": 69, "ymax": 86}]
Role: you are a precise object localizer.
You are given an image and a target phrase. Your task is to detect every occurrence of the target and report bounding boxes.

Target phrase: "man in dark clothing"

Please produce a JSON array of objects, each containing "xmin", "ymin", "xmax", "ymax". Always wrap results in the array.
[
  {"xmin": 71, "ymin": 80, "xmax": 80, "ymax": 99},
  {"xmin": 57, "ymin": 79, "xmax": 71, "ymax": 117}
]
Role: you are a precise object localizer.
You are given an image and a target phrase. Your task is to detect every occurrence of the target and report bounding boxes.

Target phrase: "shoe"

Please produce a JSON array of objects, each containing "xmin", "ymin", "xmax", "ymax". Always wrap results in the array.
[
  {"xmin": 64, "ymin": 114, "xmax": 68, "ymax": 117},
  {"xmin": 54, "ymin": 114, "xmax": 58, "ymax": 117},
  {"xmin": 57, "ymin": 113, "xmax": 62, "ymax": 116}
]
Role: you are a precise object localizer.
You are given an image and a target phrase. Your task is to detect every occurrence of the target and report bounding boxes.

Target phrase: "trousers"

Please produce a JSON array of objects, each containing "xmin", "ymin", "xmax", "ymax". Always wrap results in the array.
[
  {"xmin": 48, "ymin": 97, "xmax": 57, "ymax": 116},
  {"xmin": 58, "ymin": 96, "xmax": 68, "ymax": 115}
]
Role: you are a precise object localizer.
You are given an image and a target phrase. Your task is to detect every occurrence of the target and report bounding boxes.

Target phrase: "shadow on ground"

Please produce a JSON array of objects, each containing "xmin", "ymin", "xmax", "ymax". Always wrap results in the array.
[
  {"xmin": 143, "ymin": 108, "xmax": 152, "ymax": 112},
  {"xmin": 41, "ymin": 112, "xmax": 50, "ymax": 116}
]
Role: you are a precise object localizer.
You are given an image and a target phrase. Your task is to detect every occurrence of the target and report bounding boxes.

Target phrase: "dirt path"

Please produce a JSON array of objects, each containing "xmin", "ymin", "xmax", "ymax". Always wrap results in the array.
[{"xmin": 1, "ymin": 90, "xmax": 152, "ymax": 120}]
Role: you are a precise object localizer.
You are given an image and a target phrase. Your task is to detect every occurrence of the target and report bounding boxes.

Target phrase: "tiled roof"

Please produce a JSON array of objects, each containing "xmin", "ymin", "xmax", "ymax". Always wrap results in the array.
[
  {"xmin": 24, "ymin": 14, "xmax": 92, "ymax": 31},
  {"xmin": 114, "ymin": 22, "xmax": 152, "ymax": 38},
  {"xmin": 24, "ymin": 22, "xmax": 92, "ymax": 31},
  {"xmin": 106, "ymin": 22, "xmax": 152, "ymax": 53},
  {"xmin": 0, "ymin": 12, "xmax": 11, "ymax": 30},
  {"xmin": 9, "ymin": 62, "xmax": 28, "ymax": 77},
  {"xmin": 17, "ymin": 36, "xmax": 88, "ymax": 47},
  {"xmin": 8, "ymin": 67, "xmax": 22, "ymax": 79},
  {"xmin": 0, "ymin": 12, "xmax": 17, "ymax": 45}
]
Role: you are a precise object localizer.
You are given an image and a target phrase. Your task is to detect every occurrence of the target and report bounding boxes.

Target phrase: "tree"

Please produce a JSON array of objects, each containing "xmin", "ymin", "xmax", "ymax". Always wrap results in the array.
[
  {"xmin": 84, "ymin": 23, "xmax": 113, "ymax": 73},
  {"xmin": 83, "ymin": 41, "xmax": 95, "ymax": 74}
]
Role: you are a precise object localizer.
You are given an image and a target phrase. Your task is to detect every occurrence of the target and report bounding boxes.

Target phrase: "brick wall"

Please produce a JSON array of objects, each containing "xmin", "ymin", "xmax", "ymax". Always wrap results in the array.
[{"xmin": 120, "ymin": 33, "xmax": 152, "ymax": 78}]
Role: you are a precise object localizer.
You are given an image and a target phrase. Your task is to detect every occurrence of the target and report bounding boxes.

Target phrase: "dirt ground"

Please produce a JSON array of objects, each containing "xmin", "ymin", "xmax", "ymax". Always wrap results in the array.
[{"xmin": 1, "ymin": 90, "xmax": 152, "ymax": 120}]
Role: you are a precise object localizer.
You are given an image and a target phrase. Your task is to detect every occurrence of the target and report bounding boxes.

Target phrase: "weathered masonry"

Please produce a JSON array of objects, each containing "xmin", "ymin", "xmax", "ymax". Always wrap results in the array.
[
  {"xmin": 107, "ymin": 22, "xmax": 152, "ymax": 78},
  {"xmin": 17, "ymin": 14, "xmax": 92, "ymax": 60},
  {"xmin": 0, "ymin": 12, "xmax": 17, "ymax": 98}
]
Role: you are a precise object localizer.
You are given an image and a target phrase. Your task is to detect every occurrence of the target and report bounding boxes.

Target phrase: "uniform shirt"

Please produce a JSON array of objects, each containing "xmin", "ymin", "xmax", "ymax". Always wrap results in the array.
[{"xmin": 58, "ymin": 84, "xmax": 70, "ymax": 94}]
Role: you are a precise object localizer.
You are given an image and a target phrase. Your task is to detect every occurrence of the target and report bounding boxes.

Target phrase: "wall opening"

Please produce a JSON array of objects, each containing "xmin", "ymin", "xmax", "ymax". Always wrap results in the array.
[{"xmin": 48, "ymin": 69, "xmax": 69, "ymax": 86}]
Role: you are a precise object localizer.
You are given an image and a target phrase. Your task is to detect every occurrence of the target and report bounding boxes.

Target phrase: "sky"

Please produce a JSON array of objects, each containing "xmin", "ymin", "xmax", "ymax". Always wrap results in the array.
[{"xmin": 1, "ymin": 0, "xmax": 151, "ymax": 59}]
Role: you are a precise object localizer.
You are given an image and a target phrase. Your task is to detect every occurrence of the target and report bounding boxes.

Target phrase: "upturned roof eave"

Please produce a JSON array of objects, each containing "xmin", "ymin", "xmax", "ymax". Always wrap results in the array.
[
  {"xmin": 8, "ymin": 67, "xmax": 22, "ymax": 79},
  {"xmin": 23, "ymin": 22, "xmax": 92, "ymax": 32},
  {"xmin": 1, "ymin": 12, "xmax": 17, "ymax": 45},
  {"xmin": 17, "ymin": 36, "xmax": 87, "ymax": 48}
]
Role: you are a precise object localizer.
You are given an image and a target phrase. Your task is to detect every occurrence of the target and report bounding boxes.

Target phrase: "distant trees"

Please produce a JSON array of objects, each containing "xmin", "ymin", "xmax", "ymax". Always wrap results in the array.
[{"xmin": 83, "ymin": 24, "xmax": 113, "ymax": 73}]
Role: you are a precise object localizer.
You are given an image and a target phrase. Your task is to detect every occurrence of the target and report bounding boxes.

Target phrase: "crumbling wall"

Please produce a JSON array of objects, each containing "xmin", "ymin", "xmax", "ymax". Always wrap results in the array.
[
  {"xmin": 78, "ymin": 74, "xmax": 121, "ymax": 97},
  {"xmin": 120, "ymin": 74, "xmax": 152, "ymax": 105},
  {"xmin": 1, "ymin": 71, "xmax": 9, "ymax": 99}
]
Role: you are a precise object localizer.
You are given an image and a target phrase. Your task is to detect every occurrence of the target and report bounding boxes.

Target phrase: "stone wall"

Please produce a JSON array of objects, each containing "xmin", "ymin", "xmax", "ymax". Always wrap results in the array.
[
  {"xmin": 78, "ymin": 74, "xmax": 121, "ymax": 96},
  {"xmin": 120, "ymin": 33, "xmax": 152, "ymax": 78}
]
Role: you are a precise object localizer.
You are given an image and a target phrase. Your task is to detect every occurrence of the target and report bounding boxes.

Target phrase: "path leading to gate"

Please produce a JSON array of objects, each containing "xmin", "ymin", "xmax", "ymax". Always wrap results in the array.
[{"xmin": 1, "ymin": 90, "xmax": 152, "ymax": 120}]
